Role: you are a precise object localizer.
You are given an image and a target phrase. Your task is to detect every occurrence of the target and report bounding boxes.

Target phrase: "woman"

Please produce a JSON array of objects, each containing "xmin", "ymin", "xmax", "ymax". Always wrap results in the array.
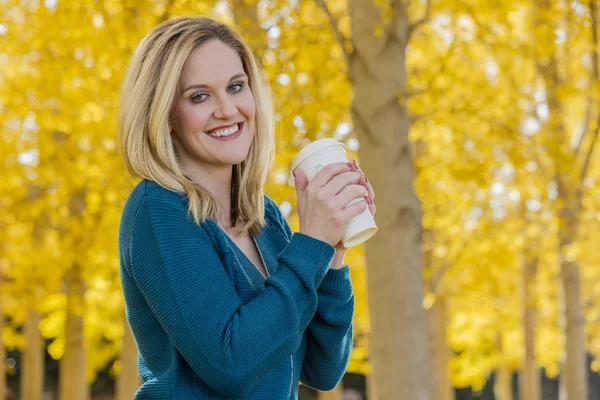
[{"xmin": 117, "ymin": 15, "xmax": 376, "ymax": 399}]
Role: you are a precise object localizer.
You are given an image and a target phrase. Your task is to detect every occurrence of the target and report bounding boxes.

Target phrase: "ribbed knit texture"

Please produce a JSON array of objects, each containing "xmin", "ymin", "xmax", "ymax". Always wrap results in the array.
[{"xmin": 118, "ymin": 179, "xmax": 355, "ymax": 399}]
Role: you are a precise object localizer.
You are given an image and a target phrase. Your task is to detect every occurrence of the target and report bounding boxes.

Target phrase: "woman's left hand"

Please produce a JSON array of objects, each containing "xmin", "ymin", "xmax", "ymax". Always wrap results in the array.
[
  {"xmin": 353, "ymin": 161, "xmax": 376, "ymax": 217},
  {"xmin": 333, "ymin": 160, "xmax": 375, "ymax": 254}
]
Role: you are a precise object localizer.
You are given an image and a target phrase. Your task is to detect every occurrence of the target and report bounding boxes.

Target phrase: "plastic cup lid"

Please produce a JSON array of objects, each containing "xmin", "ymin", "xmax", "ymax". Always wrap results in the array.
[{"xmin": 292, "ymin": 138, "xmax": 346, "ymax": 171}]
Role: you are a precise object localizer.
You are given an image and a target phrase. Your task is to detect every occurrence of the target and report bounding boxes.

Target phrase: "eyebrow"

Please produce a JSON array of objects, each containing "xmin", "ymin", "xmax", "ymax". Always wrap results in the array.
[{"xmin": 182, "ymin": 73, "xmax": 248, "ymax": 93}]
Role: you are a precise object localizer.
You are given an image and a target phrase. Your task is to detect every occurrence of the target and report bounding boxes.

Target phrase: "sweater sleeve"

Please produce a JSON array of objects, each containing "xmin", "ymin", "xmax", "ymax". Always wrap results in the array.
[
  {"xmin": 299, "ymin": 267, "xmax": 354, "ymax": 391},
  {"xmin": 265, "ymin": 197, "xmax": 355, "ymax": 390},
  {"xmin": 127, "ymin": 195, "xmax": 335, "ymax": 398}
]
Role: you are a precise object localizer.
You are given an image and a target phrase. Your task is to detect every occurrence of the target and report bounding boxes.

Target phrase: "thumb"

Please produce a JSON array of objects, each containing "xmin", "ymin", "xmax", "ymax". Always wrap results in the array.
[{"xmin": 293, "ymin": 169, "xmax": 309, "ymax": 195}]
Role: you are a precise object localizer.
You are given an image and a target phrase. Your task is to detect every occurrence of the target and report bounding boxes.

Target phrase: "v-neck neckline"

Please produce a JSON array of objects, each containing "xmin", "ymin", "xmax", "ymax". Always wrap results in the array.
[{"xmin": 213, "ymin": 222, "xmax": 270, "ymax": 279}]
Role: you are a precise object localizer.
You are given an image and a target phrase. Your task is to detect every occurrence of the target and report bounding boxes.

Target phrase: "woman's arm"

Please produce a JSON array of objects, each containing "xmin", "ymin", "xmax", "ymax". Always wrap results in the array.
[
  {"xmin": 123, "ymin": 194, "xmax": 336, "ymax": 398},
  {"xmin": 299, "ymin": 266, "xmax": 354, "ymax": 391},
  {"xmin": 267, "ymin": 196, "xmax": 355, "ymax": 390}
]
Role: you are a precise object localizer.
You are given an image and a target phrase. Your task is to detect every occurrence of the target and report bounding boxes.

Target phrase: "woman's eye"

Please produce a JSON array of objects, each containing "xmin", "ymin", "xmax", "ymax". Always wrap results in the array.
[
  {"xmin": 229, "ymin": 82, "xmax": 245, "ymax": 92},
  {"xmin": 191, "ymin": 93, "xmax": 208, "ymax": 103},
  {"xmin": 191, "ymin": 83, "xmax": 244, "ymax": 103}
]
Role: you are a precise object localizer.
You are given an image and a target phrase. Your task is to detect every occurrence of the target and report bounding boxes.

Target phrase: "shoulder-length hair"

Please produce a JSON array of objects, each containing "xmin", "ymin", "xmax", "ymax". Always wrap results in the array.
[{"xmin": 117, "ymin": 16, "xmax": 275, "ymax": 237}]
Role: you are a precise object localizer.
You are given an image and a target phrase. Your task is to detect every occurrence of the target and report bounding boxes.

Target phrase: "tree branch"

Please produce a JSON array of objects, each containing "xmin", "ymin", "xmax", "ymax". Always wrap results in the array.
[
  {"xmin": 406, "ymin": 38, "xmax": 456, "ymax": 98},
  {"xmin": 431, "ymin": 231, "xmax": 469, "ymax": 294},
  {"xmin": 313, "ymin": 0, "xmax": 351, "ymax": 65},
  {"xmin": 407, "ymin": 0, "xmax": 431, "ymax": 41},
  {"xmin": 581, "ymin": 124, "xmax": 599, "ymax": 182},
  {"xmin": 580, "ymin": 0, "xmax": 600, "ymax": 182},
  {"xmin": 574, "ymin": 97, "xmax": 593, "ymax": 156}
]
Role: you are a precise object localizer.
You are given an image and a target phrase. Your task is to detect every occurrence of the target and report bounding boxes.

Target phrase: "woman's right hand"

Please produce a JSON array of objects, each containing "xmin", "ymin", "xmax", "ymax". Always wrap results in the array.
[{"xmin": 293, "ymin": 162, "xmax": 369, "ymax": 247}]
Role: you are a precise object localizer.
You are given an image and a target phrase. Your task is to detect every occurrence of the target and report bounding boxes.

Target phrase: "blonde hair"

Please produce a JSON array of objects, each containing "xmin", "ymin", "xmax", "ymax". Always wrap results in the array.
[{"xmin": 117, "ymin": 16, "xmax": 275, "ymax": 236}]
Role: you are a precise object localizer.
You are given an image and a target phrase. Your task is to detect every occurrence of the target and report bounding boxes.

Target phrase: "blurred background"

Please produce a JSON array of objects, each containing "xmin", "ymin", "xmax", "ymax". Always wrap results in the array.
[{"xmin": 1, "ymin": 0, "xmax": 600, "ymax": 399}]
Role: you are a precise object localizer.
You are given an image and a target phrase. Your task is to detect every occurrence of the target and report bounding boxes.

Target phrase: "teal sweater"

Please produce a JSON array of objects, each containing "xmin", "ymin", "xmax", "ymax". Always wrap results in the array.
[{"xmin": 118, "ymin": 179, "xmax": 354, "ymax": 399}]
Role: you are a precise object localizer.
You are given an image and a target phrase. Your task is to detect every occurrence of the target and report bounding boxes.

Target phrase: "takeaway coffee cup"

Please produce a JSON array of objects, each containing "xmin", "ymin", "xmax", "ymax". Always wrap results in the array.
[{"xmin": 292, "ymin": 138, "xmax": 378, "ymax": 248}]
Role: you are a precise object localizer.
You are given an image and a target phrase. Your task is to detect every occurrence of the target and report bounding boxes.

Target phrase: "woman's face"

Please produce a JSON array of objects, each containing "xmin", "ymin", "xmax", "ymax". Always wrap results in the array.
[{"xmin": 170, "ymin": 40, "xmax": 256, "ymax": 170}]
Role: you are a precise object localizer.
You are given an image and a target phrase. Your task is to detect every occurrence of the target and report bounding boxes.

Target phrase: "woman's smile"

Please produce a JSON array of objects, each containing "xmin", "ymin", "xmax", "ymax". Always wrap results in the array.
[{"xmin": 206, "ymin": 122, "xmax": 244, "ymax": 140}]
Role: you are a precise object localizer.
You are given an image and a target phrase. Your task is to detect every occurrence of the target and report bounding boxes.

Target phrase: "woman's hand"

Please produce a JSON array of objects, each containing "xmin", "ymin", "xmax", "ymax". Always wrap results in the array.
[
  {"xmin": 351, "ymin": 160, "xmax": 376, "ymax": 215},
  {"xmin": 331, "ymin": 160, "xmax": 375, "ymax": 268},
  {"xmin": 293, "ymin": 162, "xmax": 368, "ymax": 247}
]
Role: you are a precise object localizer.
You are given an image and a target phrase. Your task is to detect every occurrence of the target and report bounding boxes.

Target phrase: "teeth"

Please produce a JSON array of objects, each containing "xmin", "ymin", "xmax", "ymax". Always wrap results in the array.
[{"xmin": 207, "ymin": 124, "xmax": 240, "ymax": 137}]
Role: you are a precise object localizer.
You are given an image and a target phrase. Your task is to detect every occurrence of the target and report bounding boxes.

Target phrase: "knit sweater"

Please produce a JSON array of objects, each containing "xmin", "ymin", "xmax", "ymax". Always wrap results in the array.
[{"xmin": 118, "ymin": 179, "xmax": 355, "ymax": 399}]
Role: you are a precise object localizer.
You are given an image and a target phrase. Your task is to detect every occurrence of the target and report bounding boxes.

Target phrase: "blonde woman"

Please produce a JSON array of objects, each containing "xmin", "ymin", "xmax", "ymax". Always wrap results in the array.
[{"xmin": 117, "ymin": 15, "xmax": 376, "ymax": 399}]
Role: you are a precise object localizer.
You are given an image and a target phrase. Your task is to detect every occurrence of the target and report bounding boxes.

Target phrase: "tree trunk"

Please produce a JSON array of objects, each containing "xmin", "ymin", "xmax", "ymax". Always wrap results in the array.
[
  {"xmin": 21, "ymin": 308, "xmax": 44, "ymax": 400},
  {"xmin": 495, "ymin": 366, "xmax": 513, "ymax": 400},
  {"xmin": 559, "ymin": 227, "xmax": 587, "ymax": 400},
  {"xmin": 59, "ymin": 271, "xmax": 89, "ymax": 400},
  {"xmin": 538, "ymin": 58, "xmax": 588, "ymax": 400},
  {"xmin": 366, "ymin": 372, "xmax": 377, "ymax": 400},
  {"xmin": 117, "ymin": 316, "xmax": 143, "ymax": 400},
  {"xmin": 0, "ymin": 272, "xmax": 5, "ymax": 400},
  {"xmin": 317, "ymin": 382, "xmax": 343, "ymax": 400},
  {"xmin": 520, "ymin": 254, "xmax": 540, "ymax": 400},
  {"xmin": 534, "ymin": 0, "xmax": 589, "ymax": 396},
  {"xmin": 348, "ymin": 0, "xmax": 433, "ymax": 398},
  {"xmin": 59, "ymin": 307, "xmax": 88, "ymax": 400},
  {"xmin": 428, "ymin": 298, "xmax": 454, "ymax": 400},
  {"xmin": 229, "ymin": 0, "xmax": 266, "ymax": 61}
]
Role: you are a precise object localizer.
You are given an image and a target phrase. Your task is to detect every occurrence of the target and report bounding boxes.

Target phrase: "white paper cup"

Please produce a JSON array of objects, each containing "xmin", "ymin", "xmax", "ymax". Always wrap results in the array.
[{"xmin": 292, "ymin": 138, "xmax": 378, "ymax": 248}]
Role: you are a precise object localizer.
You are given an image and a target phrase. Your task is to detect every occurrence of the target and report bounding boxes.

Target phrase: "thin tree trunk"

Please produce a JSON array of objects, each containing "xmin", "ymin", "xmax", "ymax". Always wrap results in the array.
[
  {"xmin": 559, "ymin": 226, "xmax": 587, "ymax": 400},
  {"xmin": 539, "ymin": 62, "xmax": 588, "ymax": 400},
  {"xmin": 317, "ymin": 382, "xmax": 343, "ymax": 400},
  {"xmin": 534, "ymin": 0, "xmax": 589, "ymax": 396},
  {"xmin": 229, "ymin": 0, "xmax": 266, "ymax": 61},
  {"xmin": 0, "ymin": 271, "xmax": 5, "ymax": 400},
  {"xmin": 117, "ymin": 316, "xmax": 143, "ymax": 400},
  {"xmin": 21, "ymin": 308, "xmax": 44, "ymax": 400},
  {"xmin": 347, "ymin": 0, "xmax": 433, "ymax": 398},
  {"xmin": 495, "ymin": 365, "xmax": 513, "ymax": 400},
  {"xmin": 366, "ymin": 371, "xmax": 377, "ymax": 400},
  {"xmin": 59, "ymin": 271, "xmax": 89, "ymax": 400},
  {"xmin": 428, "ymin": 297, "xmax": 454, "ymax": 400},
  {"xmin": 520, "ymin": 254, "xmax": 540, "ymax": 400}
]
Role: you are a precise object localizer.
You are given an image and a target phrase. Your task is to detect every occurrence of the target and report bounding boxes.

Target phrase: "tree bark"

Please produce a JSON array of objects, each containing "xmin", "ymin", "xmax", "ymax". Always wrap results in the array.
[
  {"xmin": 538, "ymin": 61, "xmax": 588, "ymax": 400},
  {"xmin": 117, "ymin": 316, "xmax": 143, "ymax": 400},
  {"xmin": 559, "ymin": 226, "xmax": 587, "ymax": 400},
  {"xmin": 494, "ymin": 365, "xmax": 513, "ymax": 400},
  {"xmin": 21, "ymin": 308, "xmax": 45, "ymax": 400},
  {"xmin": 520, "ymin": 254, "xmax": 540, "ymax": 400},
  {"xmin": 0, "ymin": 272, "xmax": 5, "ymax": 400},
  {"xmin": 428, "ymin": 297, "xmax": 454, "ymax": 400},
  {"xmin": 229, "ymin": 0, "xmax": 267, "ymax": 62},
  {"xmin": 347, "ymin": 0, "xmax": 434, "ymax": 398},
  {"xmin": 367, "ymin": 372, "xmax": 377, "ymax": 400},
  {"xmin": 59, "ymin": 271, "xmax": 89, "ymax": 400},
  {"xmin": 534, "ymin": 0, "xmax": 589, "ymax": 396}
]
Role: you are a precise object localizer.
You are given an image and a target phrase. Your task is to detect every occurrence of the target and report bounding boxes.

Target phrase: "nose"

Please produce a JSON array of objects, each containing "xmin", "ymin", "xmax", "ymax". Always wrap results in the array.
[{"xmin": 213, "ymin": 95, "xmax": 238, "ymax": 119}]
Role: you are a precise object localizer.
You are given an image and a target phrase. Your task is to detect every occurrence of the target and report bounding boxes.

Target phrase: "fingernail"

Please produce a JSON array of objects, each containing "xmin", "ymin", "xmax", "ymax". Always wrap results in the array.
[
  {"xmin": 293, "ymin": 171, "xmax": 297, "ymax": 178},
  {"xmin": 346, "ymin": 162, "xmax": 354, "ymax": 168},
  {"xmin": 366, "ymin": 197, "xmax": 372, "ymax": 205},
  {"xmin": 359, "ymin": 176, "xmax": 367, "ymax": 185},
  {"xmin": 352, "ymin": 160, "xmax": 357, "ymax": 167}
]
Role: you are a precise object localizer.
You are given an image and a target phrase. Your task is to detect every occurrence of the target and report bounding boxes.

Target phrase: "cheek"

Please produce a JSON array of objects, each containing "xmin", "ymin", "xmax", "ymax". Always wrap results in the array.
[
  {"xmin": 241, "ymin": 92, "xmax": 256, "ymax": 119},
  {"xmin": 180, "ymin": 104, "xmax": 210, "ymax": 130}
]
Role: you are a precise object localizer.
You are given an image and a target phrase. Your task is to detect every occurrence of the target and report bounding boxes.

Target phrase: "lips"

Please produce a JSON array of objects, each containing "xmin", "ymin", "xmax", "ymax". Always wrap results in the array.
[
  {"xmin": 205, "ymin": 122, "xmax": 244, "ymax": 141},
  {"xmin": 206, "ymin": 122, "xmax": 241, "ymax": 134}
]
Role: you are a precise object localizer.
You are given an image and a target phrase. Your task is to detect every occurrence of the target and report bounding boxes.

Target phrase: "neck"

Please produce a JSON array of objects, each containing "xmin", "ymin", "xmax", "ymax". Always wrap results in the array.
[{"xmin": 181, "ymin": 161, "xmax": 235, "ymax": 227}]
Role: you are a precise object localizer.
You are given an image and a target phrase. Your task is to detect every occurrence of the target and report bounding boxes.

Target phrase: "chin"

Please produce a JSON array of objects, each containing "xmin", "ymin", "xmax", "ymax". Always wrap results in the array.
[{"xmin": 226, "ymin": 152, "xmax": 252, "ymax": 166}]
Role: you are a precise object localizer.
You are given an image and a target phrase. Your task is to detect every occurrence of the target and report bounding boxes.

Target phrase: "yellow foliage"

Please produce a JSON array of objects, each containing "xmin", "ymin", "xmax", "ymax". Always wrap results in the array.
[{"xmin": 2, "ymin": 0, "xmax": 600, "ymax": 392}]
